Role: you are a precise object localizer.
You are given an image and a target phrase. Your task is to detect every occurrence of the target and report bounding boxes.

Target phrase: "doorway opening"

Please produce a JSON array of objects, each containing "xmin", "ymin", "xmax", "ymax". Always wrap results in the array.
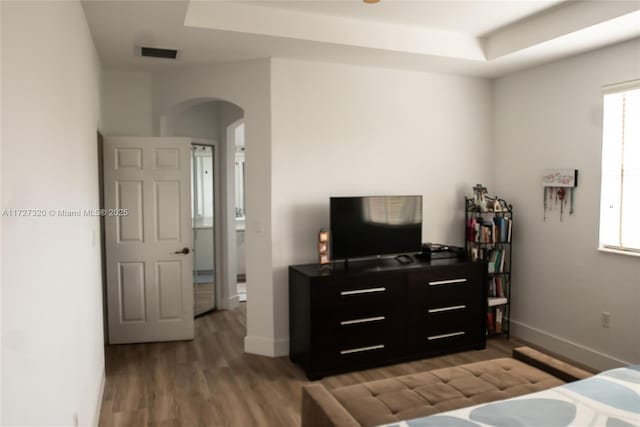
[
  {"xmin": 191, "ymin": 143, "xmax": 217, "ymax": 316},
  {"xmin": 161, "ymin": 99, "xmax": 246, "ymax": 312}
]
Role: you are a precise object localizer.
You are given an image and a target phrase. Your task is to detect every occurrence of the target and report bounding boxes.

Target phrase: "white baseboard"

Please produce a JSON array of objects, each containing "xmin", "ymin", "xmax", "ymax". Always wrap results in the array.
[
  {"xmin": 227, "ymin": 294, "xmax": 240, "ymax": 309},
  {"xmin": 273, "ymin": 338, "xmax": 289, "ymax": 356},
  {"xmin": 215, "ymin": 293, "xmax": 240, "ymax": 310},
  {"xmin": 92, "ymin": 369, "xmax": 105, "ymax": 427},
  {"xmin": 244, "ymin": 335, "xmax": 289, "ymax": 357},
  {"xmin": 511, "ymin": 320, "xmax": 632, "ymax": 371}
]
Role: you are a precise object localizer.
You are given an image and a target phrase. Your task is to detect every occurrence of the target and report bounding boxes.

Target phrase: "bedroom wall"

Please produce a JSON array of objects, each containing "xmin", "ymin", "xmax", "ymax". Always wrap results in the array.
[
  {"xmin": 1, "ymin": 1, "xmax": 105, "ymax": 425},
  {"xmin": 494, "ymin": 38, "xmax": 640, "ymax": 370},
  {"xmin": 270, "ymin": 58, "xmax": 494, "ymax": 354},
  {"xmin": 216, "ymin": 102, "xmax": 245, "ymax": 308},
  {"xmin": 101, "ymin": 69, "xmax": 152, "ymax": 136},
  {"xmin": 164, "ymin": 101, "xmax": 219, "ymax": 139}
]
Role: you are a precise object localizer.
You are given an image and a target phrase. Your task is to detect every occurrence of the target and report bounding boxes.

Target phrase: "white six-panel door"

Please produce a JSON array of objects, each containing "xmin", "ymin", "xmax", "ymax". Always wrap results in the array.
[{"xmin": 104, "ymin": 137, "xmax": 194, "ymax": 344}]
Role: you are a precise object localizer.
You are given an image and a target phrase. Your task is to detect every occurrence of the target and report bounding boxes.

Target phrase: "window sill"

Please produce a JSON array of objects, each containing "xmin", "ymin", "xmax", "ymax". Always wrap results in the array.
[{"xmin": 597, "ymin": 247, "xmax": 640, "ymax": 258}]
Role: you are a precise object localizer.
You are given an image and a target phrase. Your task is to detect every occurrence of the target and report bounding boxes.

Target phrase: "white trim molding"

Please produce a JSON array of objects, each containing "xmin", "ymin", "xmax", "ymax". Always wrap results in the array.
[
  {"xmin": 598, "ymin": 246, "xmax": 640, "ymax": 258},
  {"xmin": 244, "ymin": 335, "xmax": 289, "ymax": 357},
  {"xmin": 511, "ymin": 320, "xmax": 632, "ymax": 372},
  {"xmin": 92, "ymin": 370, "xmax": 106, "ymax": 427},
  {"xmin": 602, "ymin": 78, "xmax": 640, "ymax": 94}
]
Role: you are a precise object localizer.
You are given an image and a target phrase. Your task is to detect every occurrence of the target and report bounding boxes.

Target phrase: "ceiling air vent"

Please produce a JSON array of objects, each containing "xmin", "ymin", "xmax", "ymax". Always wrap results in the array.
[{"xmin": 138, "ymin": 46, "xmax": 179, "ymax": 60}]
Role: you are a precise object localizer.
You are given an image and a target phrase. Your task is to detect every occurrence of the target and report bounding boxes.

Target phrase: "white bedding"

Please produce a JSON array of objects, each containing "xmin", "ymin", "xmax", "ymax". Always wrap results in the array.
[{"xmin": 381, "ymin": 365, "xmax": 640, "ymax": 427}]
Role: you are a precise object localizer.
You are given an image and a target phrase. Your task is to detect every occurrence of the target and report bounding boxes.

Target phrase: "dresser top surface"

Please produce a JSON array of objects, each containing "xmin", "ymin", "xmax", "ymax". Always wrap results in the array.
[{"xmin": 290, "ymin": 256, "xmax": 483, "ymax": 278}]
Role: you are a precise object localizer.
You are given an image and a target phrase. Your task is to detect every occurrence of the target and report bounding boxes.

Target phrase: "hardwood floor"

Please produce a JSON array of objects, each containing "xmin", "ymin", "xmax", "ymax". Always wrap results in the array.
[
  {"xmin": 99, "ymin": 305, "xmax": 521, "ymax": 427},
  {"xmin": 194, "ymin": 282, "xmax": 215, "ymax": 316}
]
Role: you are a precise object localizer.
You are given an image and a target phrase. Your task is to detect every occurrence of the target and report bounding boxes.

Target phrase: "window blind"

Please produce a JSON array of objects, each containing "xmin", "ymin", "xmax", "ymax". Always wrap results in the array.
[{"xmin": 599, "ymin": 82, "xmax": 640, "ymax": 252}]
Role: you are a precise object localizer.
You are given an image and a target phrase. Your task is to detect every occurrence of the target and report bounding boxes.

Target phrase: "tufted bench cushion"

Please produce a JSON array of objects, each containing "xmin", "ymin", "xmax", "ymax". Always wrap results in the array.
[
  {"xmin": 301, "ymin": 348, "xmax": 594, "ymax": 427},
  {"xmin": 327, "ymin": 358, "xmax": 563, "ymax": 427}
]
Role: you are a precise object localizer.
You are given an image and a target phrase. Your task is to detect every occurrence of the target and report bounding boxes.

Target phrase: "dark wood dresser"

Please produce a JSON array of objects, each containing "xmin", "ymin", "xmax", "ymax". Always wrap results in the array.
[{"xmin": 289, "ymin": 257, "xmax": 487, "ymax": 379}]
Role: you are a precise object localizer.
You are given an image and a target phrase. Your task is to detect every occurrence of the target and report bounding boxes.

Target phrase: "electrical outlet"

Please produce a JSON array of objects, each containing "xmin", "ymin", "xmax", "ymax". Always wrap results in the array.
[{"xmin": 601, "ymin": 312, "xmax": 611, "ymax": 328}]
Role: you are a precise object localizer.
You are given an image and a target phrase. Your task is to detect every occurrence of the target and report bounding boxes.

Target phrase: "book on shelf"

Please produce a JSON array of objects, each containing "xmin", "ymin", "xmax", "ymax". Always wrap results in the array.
[
  {"xmin": 486, "ymin": 311, "xmax": 495, "ymax": 334},
  {"xmin": 481, "ymin": 220, "xmax": 493, "ymax": 243},
  {"xmin": 495, "ymin": 308, "xmax": 503, "ymax": 333},
  {"xmin": 496, "ymin": 276, "xmax": 503, "ymax": 297},
  {"xmin": 468, "ymin": 216, "xmax": 506, "ymax": 244},
  {"xmin": 487, "ymin": 251, "xmax": 495, "ymax": 272},
  {"xmin": 486, "ymin": 248, "xmax": 507, "ymax": 273},
  {"xmin": 492, "ymin": 216, "xmax": 512, "ymax": 243},
  {"xmin": 488, "ymin": 296, "xmax": 508, "ymax": 307},
  {"xmin": 488, "ymin": 275, "xmax": 508, "ymax": 298},
  {"xmin": 494, "ymin": 217, "xmax": 504, "ymax": 242},
  {"xmin": 467, "ymin": 217, "xmax": 474, "ymax": 241}
]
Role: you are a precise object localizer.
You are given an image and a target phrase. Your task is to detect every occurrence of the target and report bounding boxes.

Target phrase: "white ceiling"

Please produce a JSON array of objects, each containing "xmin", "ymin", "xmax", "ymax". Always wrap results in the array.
[
  {"xmin": 246, "ymin": 1, "xmax": 564, "ymax": 36},
  {"xmin": 82, "ymin": 0, "xmax": 640, "ymax": 78}
]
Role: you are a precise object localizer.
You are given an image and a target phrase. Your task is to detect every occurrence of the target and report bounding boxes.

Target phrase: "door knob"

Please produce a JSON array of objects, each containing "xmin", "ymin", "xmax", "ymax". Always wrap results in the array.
[{"xmin": 174, "ymin": 247, "xmax": 190, "ymax": 255}]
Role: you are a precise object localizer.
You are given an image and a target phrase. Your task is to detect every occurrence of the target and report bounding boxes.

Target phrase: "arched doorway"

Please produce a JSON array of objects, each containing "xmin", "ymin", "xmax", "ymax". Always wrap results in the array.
[
  {"xmin": 161, "ymin": 99, "xmax": 246, "ymax": 315},
  {"xmin": 151, "ymin": 66, "xmax": 276, "ymax": 356}
]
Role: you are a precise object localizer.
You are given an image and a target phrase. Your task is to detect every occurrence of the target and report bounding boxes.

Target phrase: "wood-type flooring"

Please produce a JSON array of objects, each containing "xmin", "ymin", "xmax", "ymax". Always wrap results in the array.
[{"xmin": 100, "ymin": 305, "xmax": 524, "ymax": 426}]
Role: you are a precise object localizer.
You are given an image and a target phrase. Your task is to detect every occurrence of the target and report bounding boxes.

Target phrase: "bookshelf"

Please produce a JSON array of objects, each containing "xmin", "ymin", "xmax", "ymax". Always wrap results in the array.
[{"xmin": 465, "ymin": 197, "xmax": 512, "ymax": 338}]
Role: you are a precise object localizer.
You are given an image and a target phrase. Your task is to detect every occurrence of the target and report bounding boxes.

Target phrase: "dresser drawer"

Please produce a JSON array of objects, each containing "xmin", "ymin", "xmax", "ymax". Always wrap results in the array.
[
  {"xmin": 312, "ymin": 321, "xmax": 405, "ymax": 372},
  {"xmin": 410, "ymin": 302, "xmax": 471, "ymax": 328},
  {"xmin": 409, "ymin": 308, "xmax": 484, "ymax": 353},
  {"xmin": 312, "ymin": 273, "xmax": 405, "ymax": 309},
  {"xmin": 408, "ymin": 264, "xmax": 483, "ymax": 306},
  {"xmin": 312, "ymin": 304, "xmax": 406, "ymax": 342}
]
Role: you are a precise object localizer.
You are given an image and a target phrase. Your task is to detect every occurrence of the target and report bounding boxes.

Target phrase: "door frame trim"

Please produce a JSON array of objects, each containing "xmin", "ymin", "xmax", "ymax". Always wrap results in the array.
[{"xmin": 191, "ymin": 138, "xmax": 223, "ymax": 313}]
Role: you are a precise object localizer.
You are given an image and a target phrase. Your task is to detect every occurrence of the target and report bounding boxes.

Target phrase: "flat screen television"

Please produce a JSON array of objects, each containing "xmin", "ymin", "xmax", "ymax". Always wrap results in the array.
[{"xmin": 330, "ymin": 195, "xmax": 422, "ymax": 260}]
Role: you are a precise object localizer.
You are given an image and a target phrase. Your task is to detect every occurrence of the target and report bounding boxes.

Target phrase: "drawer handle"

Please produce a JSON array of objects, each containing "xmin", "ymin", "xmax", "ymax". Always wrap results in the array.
[
  {"xmin": 428, "ymin": 331, "xmax": 465, "ymax": 341},
  {"xmin": 428, "ymin": 278, "xmax": 467, "ymax": 286},
  {"xmin": 340, "ymin": 316, "xmax": 386, "ymax": 326},
  {"xmin": 340, "ymin": 287, "xmax": 386, "ymax": 296},
  {"xmin": 340, "ymin": 344, "xmax": 385, "ymax": 355},
  {"xmin": 428, "ymin": 305, "xmax": 466, "ymax": 314}
]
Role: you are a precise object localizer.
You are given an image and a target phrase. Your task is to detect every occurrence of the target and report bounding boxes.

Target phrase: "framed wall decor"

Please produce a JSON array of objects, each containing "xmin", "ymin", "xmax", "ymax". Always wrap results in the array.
[{"xmin": 542, "ymin": 169, "xmax": 578, "ymax": 221}]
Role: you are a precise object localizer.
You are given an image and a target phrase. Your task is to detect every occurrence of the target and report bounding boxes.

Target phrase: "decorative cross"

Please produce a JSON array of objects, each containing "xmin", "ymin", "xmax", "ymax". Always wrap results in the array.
[{"xmin": 473, "ymin": 184, "xmax": 487, "ymax": 202}]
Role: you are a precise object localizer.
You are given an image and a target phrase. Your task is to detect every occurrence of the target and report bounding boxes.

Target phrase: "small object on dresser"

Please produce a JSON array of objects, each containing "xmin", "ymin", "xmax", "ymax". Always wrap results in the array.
[{"xmin": 318, "ymin": 229, "xmax": 330, "ymax": 265}]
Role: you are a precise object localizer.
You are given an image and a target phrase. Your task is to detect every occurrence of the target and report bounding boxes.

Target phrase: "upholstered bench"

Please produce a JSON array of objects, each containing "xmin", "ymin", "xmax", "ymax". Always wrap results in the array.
[{"xmin": 301, "ymin": 347, "xmax": 592, "ymax": 427}]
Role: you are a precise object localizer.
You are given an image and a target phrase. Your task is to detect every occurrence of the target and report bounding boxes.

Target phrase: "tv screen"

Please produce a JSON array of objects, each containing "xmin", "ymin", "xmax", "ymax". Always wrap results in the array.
[{"xmin": 330, "ymin": 195, "xmax": 422, "ymax": 260}]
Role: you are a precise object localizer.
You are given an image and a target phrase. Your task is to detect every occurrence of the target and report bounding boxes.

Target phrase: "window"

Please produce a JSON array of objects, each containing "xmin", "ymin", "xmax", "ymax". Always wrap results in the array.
[{"xmin": 599, "ymin": 81, "xmax": 640, "ymax": 253}]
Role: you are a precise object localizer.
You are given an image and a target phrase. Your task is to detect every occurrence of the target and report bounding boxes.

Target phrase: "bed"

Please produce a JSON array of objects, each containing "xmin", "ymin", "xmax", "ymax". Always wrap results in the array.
[{"xmin": 382, "ymin": 364, "xmax": 640, "ymax": 427}]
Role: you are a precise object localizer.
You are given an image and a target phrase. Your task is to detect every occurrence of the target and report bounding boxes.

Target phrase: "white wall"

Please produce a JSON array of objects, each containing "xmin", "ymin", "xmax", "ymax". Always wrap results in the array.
[
  {"xmin": 152, "ymin": 60, "xmax": 274, "ymax": 355},
  {"xmin": 168, "ymin": 102, "xmax": 219, "ymax": 139},
  {"xmin": 271, "ymin": 59, "xmax": 494, "ymax": 353},
  {"xmin": 494, "ymin": 39, "xmax": 640, "ymax": 370},
  {"xmin": 1, "ymin": 1, "xmax": 105, "ymax": 425},
  {"xmin": 101, "ymin": 69, "xmax": 152, "ymax": 136},
  {"xmin": 0, "ymin": 1, "xmax": 4, "ymax": 420},
  {"xmin": 217, "ymin": 103, "xmax": 244, "ymax": 301}
]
